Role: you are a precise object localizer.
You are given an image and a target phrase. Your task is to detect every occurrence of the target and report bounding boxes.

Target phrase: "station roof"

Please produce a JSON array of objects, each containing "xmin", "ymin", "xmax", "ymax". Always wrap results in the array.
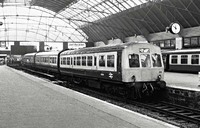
[{"xmin": 0, "ymin": 0, "xmax": 199, "ymax": 43}]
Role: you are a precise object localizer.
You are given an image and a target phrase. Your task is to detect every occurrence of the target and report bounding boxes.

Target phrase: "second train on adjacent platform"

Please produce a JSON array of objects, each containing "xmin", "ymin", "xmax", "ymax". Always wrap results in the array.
[
  {"xmin": 21, "ymin": 42, "xmax": 166, "ymax": 99},
  {"xmin": 163, "ymin": 49, "xmax": 200, "ymax": 73}
]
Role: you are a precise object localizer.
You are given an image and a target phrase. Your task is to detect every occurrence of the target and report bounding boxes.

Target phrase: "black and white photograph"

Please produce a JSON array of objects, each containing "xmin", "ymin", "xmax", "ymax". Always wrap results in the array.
[{"xmin": 0, "ymin": 0, "xmax": 200, "ymax": 128}]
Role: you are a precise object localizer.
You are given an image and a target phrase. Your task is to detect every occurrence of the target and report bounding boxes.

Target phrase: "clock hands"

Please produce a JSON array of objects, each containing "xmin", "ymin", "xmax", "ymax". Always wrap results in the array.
[{"xmin": 173, "ymin": 26, "xmax": 177, "ymax": 29}]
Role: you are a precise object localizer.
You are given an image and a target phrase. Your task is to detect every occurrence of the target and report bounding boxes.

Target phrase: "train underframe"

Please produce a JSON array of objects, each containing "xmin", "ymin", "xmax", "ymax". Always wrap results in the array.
[
  {"xmin": 20, "ymin": 66, "xmax": 166, "ymax": 100},
  {"xmin": 60, "ymin": 74, "xmax": 166, "ymax": 100}
]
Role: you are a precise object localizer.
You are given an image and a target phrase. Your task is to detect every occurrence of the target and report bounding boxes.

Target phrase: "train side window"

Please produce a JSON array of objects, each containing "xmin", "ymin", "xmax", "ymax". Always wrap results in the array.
[
  {"xmin": 82, "ymin": 56, "xmax": 86, "ymax": 66},
  {"xmin": 63, "ymin": 57, "xmax": 66, "ymax": 65},
  {"xmin": 74, "ymin": 57, "xmax": 77, "ymax": 65},
  {"xmin": 67, "ymin": 57, "xmax": 70, "ymax": 65},
  {"xmin": 87, "ymin": 56, "xmax": 92, "ymax": 66},
  {"xmin": 61, "ymin": 58, "xmax": 63, "ymax": 65},
  {"xmin": 99, "ymin": 55, "xmax": 105, "ymax": 67},
  {"xmin": 191, "ymin": 55, "xmax": 199, "ymax": 64},
  {"xmin": 140, "ymin": 54, "xmax": 151, "ymax": 67},
  {"xmin": 94, "ymin": 56, "xmax": 97, "ymax": 66},
  {"xmin": 71, "ymin": 57, "xmax": 73, "ymax": 65},
  {"xmin": 77, "ymin": 56, "xmax": 81, "ymax": 66},
  {"xmin": 129, "ymin": 54, "xmax": 139, "ymax": 68},
  {"xmin": 52, "ymin": 57, "xmax": 54, "ymax": 63},
  {"xmin": 171, "ymin": 55, "xmax": 177, "ymax": 64},
  {"xmin": 49, "ymin": 57, "xmax": 51, "ymax": 63},
  {"xmin": 53, "ymin": 57, "xmax": 55, "ymax": 63},
  {"xmin": 107, "ymin": 55, "xmax": 115, "ymax": 67},
  {"xmin": 152, "ymin": 53, "xmax": 162, "ymax": 67},
  {"xmin": 181, "ymin": 55, "xmax": 188, "ymax": 64}
]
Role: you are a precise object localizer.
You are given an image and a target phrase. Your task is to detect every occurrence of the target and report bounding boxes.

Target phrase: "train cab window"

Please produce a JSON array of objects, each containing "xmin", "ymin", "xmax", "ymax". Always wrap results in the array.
[
  {"xmin": 87, "ymin": 56, "xmax": 92, "ymax": 66},
  {"xmin": 181, "ymin": 55, "xmax": 188, "ymax": 64},
  {"xmin": 152, "ymin": 53, "xmax": 162, "ymax": 67},
  {"xmin": 140, "ymin": 54, "xmax": 151, "ymax": 68},
  {"xmin": 107, "ymin": 55, "xmax": 115, "ymax": 67},
  {"xmin": 171, "ymin": 55, "xmax": 177, "ymax": 64},
  {"xmin": 67, "ymin": 57, "xmax": 70, "ymax": 65},
  {"xmin": 77, "ymin": 56, "xmax": 81, "ymax": 66},
  {"xmin": 192, "ymin": 55, "xmax": 199, "ymax": 64},
  {"xmin": 129, "ymin": 54, "xmax": 139, "ymax": 68},
  {"xmin": 99, "ymin": 55, "xmax": 105, "ymax": 67},
  {"xmin": 82, "ymin": 56, "xmax": 86, "ymax": 66}
]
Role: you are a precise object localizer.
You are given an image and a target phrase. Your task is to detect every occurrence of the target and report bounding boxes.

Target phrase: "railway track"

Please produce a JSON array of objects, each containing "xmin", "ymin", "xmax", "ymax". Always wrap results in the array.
[{"xmin": 18, "ymin": 66, "xmax": 200, "ymax": 127}]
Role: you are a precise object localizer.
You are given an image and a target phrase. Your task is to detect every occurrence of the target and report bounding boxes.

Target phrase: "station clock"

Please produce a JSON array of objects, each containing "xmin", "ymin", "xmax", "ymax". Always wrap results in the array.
[{"xmin": 169, "ymin": 22, "xmax": 181, "ymax": 34}]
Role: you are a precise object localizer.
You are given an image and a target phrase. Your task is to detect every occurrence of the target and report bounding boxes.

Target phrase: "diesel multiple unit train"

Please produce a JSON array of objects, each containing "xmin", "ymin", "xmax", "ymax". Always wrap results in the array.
[
  {"xmin": 163, "ymin": 49, "xmax": 200, "ymax": 73},
  {"xmin": 21, "ymin": 42, "xmax": 166, "ymax": 99}
]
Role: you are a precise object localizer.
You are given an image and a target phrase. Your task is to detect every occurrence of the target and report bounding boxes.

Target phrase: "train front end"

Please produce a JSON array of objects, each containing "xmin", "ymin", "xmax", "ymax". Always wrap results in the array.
[{"xmin": 121, "ymin": 43, "xmax": 166, "ymax": 98}]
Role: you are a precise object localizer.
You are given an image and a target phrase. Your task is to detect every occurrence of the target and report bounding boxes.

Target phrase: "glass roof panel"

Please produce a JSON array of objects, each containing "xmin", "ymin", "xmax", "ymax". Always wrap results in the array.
[
  {"xmin": 0, "ymin": 5, "xmax": 87, "ymax": 43},
  {"xmin": 60, "ymin": 0, "xmax": 148, "ymax": 27}
]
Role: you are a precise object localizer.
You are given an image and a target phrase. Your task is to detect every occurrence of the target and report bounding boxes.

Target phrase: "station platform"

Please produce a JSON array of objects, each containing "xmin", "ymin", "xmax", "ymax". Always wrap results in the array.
[
  {"xmin": 164, "ymin": 72, "xmax": 200, "ymax": 109},
  {"xmin": 164, "ymin": 72, "xmax": 200, "ymax": 91},
  {"xmin": 0, "ymin": 65, "xmax": 177, "ymax": 128}
]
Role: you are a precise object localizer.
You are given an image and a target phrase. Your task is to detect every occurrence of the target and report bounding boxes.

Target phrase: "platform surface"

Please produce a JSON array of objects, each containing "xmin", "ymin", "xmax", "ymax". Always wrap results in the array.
[
  {"xmin": 164, "ymin": 72, "xmax": 200, "ymax": 91},
  {"xmin": 0, "ymin": 65, "xmax": 178, "ymax": 128}
]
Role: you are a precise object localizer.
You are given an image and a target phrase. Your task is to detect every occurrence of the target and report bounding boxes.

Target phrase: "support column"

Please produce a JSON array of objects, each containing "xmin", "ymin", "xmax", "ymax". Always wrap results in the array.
[
  {"xmin": 175, "ymin": 37, "xmax": 183, "ymax": 50},
  {"xmin": 63, "ymin": 42, "xmax": 69, "ymax": 50},
  {"xmin": 39, "ymin": 42, "xmax": 44, "ymax": 52}
]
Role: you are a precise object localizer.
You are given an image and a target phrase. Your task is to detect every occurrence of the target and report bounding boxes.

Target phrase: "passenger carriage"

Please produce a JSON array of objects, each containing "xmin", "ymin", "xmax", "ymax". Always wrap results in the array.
[
  {"xmin": 163, "ymin": 49, "xmax": 200, "ymax": 73},
  {"xmin": 21, "ymin": 53, "xmax": 36, "ymax": 68},
  {"xmin": 35, "ymin": 51, "xmax": 59, "ymax": 73},
  {"xmin": 59, "ymin": 42, "xmax": 166, "ymax": 98}
]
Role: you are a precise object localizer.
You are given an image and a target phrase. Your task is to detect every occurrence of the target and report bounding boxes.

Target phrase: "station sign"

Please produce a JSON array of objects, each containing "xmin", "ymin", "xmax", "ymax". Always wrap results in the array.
[{"xmin": 68, "ymin": 43, "xmax": 86, "ymax": 49}]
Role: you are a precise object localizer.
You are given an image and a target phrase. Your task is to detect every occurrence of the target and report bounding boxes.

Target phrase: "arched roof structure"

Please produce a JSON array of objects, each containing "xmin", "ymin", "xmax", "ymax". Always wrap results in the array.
[{"xmin": 0, "ymin": 0, "xmax": 200, "ymax": 44}]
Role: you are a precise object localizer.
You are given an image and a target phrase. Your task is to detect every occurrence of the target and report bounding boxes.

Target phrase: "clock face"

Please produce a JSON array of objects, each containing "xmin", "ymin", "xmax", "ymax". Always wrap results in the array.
[{"xmin": 171, "ymin": 23, "xmax": 181, "ymax": 34}]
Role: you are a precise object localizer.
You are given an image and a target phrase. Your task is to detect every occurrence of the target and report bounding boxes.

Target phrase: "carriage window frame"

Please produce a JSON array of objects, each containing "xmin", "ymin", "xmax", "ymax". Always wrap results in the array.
[
  {"xmin": 66, "ymin": 57, "xmax": 70, "ymax": 65},
  {"xmin": 61, "ymin": 57, "xmax": 63, "ymax": 65},
  {"xmin": 87, "ymin": 56, "xmax": 93, "ymax": 66},
  {"xmin": 71, "ymin": 57, "xmax": 73, "ymax": 65},
  {"xmin": 82, "ymin": 56, "xmax": 86, "ymax": 66},
  {"xmin": 140, "ymin": 54, "xmax": 151, "ymax": 68},
  {"xmin": 77, "ymin": 56, "xmax": 81, "ymax": 66},
  {"xmin": 99, "ymin": 55, "xmax": 105, "ymax": 67},
  {"xmin": 94, "ymin": 56, "xmax": 97, "ymax": 66},
  {"xmin": 128, "ymin": 54, "xmax": 139, "ymax": 68},
  {"xmin": 152, "ymin": 53, "xmax": 162, "ymax": 67},
  {"xmin": 73, "ymin": 56, "xmax": 77, "ymax": 66},
  {"xmin": 63, "ymin": 57, "xmax": 66, "ymax": 65},
  {"xmin": 191, "ymin": 55, "xmax": 199, "ymax": 65},
  {"xmin": 171, "ymin": 55, "xmax": 178, "ymax": 64},
  {"xmin": 181, "ymin": 55, "xmax": 188, "ymax": 64},
  {"xmin": 107, "ymin": 55, "xmax": 115, "ymax": 67}
]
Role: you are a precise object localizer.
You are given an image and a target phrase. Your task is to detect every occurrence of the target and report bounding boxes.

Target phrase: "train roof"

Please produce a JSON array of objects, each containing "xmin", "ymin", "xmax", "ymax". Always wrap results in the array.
[
  {"xmin": 162, "ymin": 49, "xmax": 200, "ymax": 54},
  {"xmin": 23, "ymin": 52, "xmax": 37, "ymax": 56},
  {"xmin": 61, "ymin": 42, "xmax": 158, "ymax": 55},
  {"xmin": 36, "ymin": 51, "xmax": 60, "ymax": 56}
]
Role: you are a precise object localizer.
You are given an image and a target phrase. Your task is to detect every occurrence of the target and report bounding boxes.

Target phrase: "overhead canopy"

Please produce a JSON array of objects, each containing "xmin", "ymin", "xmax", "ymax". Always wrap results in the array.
[
  {"xmin": 0, "ymin": 0, "xmax": 200, "ymax": 43},
  {"xmin": 80, "ymin": 0, "xmax": 200, "ymax": 42}
]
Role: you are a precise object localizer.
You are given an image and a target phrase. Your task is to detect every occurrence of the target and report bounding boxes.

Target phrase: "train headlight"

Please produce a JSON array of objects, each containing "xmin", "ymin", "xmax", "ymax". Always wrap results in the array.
[
  {"xmin": 132, "ymin": 75, "xmax": 136, "ymax": 82},
  {"xmin": 157, "ymin": 75, "xmax": 161, "ymax": 81}
]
